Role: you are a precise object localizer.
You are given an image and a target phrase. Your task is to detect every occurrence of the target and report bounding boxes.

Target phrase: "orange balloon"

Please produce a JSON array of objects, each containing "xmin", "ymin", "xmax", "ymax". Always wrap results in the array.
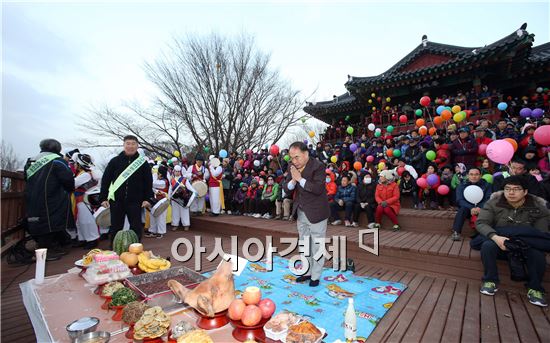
[
  {"xmin": 419, "ymin": 126, "xmax": 428, "ymax": 136},
  {"xmin": 353, "ymin": 161, "xmax": 362, "ymax": 171},
  {"xmin": 416, "ymin": 118, "xmax": 425, "ymax": 127},
  {"xmin": 441, "ymin": 110, "xmax": 452, "ymax": 121},
  {"xmin": 429, "ymin": 127, "xmax": 437, "ymax": 136},
  {"xmin": 433, "ymin": 116, "xmax": 443, "ymax": 125},
  {"xmin": 386, "ymin": 148, "xmax": 394, "ymax": 157},
  {"xmin": 504, "ymin": 138, "xmax": 518, "ymax": 152}
]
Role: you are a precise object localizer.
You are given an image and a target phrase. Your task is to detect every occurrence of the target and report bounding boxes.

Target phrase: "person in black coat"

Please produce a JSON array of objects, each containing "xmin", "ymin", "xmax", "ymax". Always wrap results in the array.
[
  {"xmin": 99, "ymin": 135, "xmax": 153, "ymax": 242},
  {"xmin": 352, "ymin": 171, "xmax": 377, "ymax": 227},
  {"xmin": 492, "ymin": 159, "xmax": 544, "ymax": 198},
  {"xmin": 25, "ymin": 139, "xmax": 75, "ymax": 258}
]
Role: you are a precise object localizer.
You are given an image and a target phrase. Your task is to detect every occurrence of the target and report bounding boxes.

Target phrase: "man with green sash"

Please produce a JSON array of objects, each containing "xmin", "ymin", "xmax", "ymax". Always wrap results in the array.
[
  {"xmin": 99, "ymin": 135, "xmax": 153, "ymax": 242},
  {"xmin": 25, "ymin": 138, "xmax": 75, "ymax": 260}
]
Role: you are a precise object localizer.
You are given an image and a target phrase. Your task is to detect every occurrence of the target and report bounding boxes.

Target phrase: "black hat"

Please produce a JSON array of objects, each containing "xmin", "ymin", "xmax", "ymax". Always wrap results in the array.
[{"xmin": 195, "ymin": 153, "xmax": 205, "ymax": 161}]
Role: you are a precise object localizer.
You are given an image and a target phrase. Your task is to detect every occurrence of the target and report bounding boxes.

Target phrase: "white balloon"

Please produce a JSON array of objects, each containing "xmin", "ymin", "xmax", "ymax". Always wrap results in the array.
[
  {"xmin": 375, "ymin": 128, "xmax": 382, "ymax": 133},
  {"xmin": 464, "ymin": 185, "xmax": 484, "ymax": 205},
  {"xmin": 444, "ymin": 99, "xmax": 450, "ymax": 105},
  {"xmin": 368, "ymin": 123, "xmax": 376, "ymax": 131},
  {"xmin": 536, "ymin": 87, "xmax": 543, "ymax": 93},
  {"xmin": 254, "ymin": 160, "xmax": 260, "ymax": 167}
]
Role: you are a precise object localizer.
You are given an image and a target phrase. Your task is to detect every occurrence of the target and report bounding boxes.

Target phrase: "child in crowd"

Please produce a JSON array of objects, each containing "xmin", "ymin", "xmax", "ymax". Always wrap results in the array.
[
  {"xmin": 325, "ymin": 170, "xmax": 338, "ymax": 203},
  {"xmin": 275, "ymin": 172, "xmax": 293, "ymax": 220},
  {"xmin": 244, "ymin": 179, "xmax": 260, "ymax": 216},
  {"xmin": 330, "ymin": 175, "xmax": 356, "ymax": 227},
  {"xmin": 373, "ymin": 170, "xmax": 401, "ymax": 231},
  {"xmin": 353, "ymin": 171, "xmax": 377, "ymax": 227},
  {"xmin": 438, "ymin": 165, "xmax": 454, "ymax": 208},
  {"xmin": 399, "ymin": 170, "xmax": 418, "ymax": 208},
  {"xmin": 419, "ymin": 163, "xmax": 439, "ymax": 210},
  {"xmin": 231, "ymin": 182, "xmax": 248, "ymax": 215}
]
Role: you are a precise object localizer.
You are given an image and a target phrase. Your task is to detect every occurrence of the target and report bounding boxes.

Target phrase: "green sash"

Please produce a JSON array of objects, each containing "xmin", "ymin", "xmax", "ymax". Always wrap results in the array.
[
  {"xmin": 107, "ymin": 156, "xmax": 147, "ymax": 201},
  {"xmin": 26, "ymin": 154, "xmax": 59, "ymax": 179}
]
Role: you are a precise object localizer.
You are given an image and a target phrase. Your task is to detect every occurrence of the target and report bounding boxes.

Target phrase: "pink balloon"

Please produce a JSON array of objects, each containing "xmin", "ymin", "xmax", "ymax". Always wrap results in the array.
[
  {"xmin": 486, "ymin": 140, "xmax": 515, "ymax": 165},
  {"xmin": 366, "ymin": 155, "xmax": 374, "ymax": 162},
  {"xmin": 478, "ymin": 144, "xmax": 488, "ymax": 156},
  {"xmin": 416, "ymin": 177, "xmax": 428, "ymax": 188},
  {"xmin": 437, "ymin": 185, "xmax": 450, "ymax": 195},
  {"xmin": 534, "ymin": 125, "xmax": 550, "ymax": 146}
]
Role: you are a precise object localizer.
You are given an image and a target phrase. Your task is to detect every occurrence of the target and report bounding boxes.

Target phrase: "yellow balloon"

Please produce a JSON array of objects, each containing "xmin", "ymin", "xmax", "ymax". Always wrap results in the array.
[
  {"xmin": 371, "ymin": 93, "xmax": 376, "ymax": 98},
  {"xmin": 368, "ymin": 99, "xmax": 373, "ymax": 104},
  {"xmin": 377, "ymin": 162, "xmax": 385, "ymax": 170},
  {"xmin": 386, "ymin": 97, "xmax": 391, "ymax": 102},
  {"xmin": 330, "ymin": 156, "xmax": 337, "ymax": 163},
  {"xmin": 385, "ymin": 106, "xmax": 390, "ymax": 111},
  {"xmin": 173, "ymin": 150, "xmax": 180, "ymax": 157},
  {"xmin": 372, "ymin": 107, "xmax": 376, "ymax": 111},
  {"xmin": 308, "ymin": 131, "xmax": 315, "ymax": 138},
  {"xmin": 451, "ymin": 105, "xmax": 461, "ymax": 114},
  {"xmin": 453, "ymin": 113, "xmax": 464, "ymax": 123},
  {"xmin": 155, "ymin": 156, "xmax": 162, "ymax": 162}
]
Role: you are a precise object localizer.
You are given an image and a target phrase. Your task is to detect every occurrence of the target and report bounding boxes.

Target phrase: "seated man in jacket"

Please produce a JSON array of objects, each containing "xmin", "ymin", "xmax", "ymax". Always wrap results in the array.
[
  {"xmin": 329, "ymin": 175, "xmax": 356, "ymax": 227},
  {"xmin": 476, "ymin": 176, "xmax": 550, "ymax": 307},
  {"xmin": 451, "ymin": 167, "xmax": 492, "ymax": 241}
]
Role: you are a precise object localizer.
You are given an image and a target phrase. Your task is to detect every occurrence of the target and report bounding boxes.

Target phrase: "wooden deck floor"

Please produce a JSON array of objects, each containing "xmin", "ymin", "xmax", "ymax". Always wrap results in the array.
[{"xmin": 2, "ymin": 215, "xmax": 550, "ymax": 342}]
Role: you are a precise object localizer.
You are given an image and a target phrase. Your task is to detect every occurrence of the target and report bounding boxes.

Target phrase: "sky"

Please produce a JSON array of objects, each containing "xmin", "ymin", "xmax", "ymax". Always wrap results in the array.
[{"xmin": 2, "ymin": 0, "xmax": 549, "ymax": 164}]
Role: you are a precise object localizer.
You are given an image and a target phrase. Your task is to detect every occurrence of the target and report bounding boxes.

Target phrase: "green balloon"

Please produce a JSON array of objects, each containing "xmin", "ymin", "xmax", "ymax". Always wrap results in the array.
[
  {"xmin": 415, "ymin": 109, "xmax": 423, "ymax": 116},
  {"xmin": 482, "ymin": 174, "xmax": 493, "ymax": 184},
  {"xmin": 347, "ymin": 126, "xmax": 354, "ymax": 134},
  {"xmin": 426, "ymin": 150, "xmax": 436, "ymax": 161},
  {"xmin": 445, "ymin": 106, "xmax": 452, "ymax": 112},
  {"xmin": 374, "ymin": 131, "xmax": 381, "ymax": 137},
  {"xmin": 345, "ymin": 115, "xmax": 350, "ymax": 121},
  {"xmin": 460, "ymin": 111, "xmax": 467, "ymax": 120},
  {"xmin": 393, "ymin": 149, "xmax": 401, "ymax": 157},
  {"xmin": 283, "ymin": 155, "xmax": 290, "ymax": 162},
  {"xmin": 387, "ymin": 125, "xmax": 394, "ymax": 133},
  {"xmin": 204, "ymin": 147, "xmax": 210, "ymax": 152}
]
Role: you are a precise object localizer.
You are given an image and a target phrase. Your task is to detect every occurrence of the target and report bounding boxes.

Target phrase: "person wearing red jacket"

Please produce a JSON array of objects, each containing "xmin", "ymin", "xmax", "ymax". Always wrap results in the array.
[
  {"xmin": 325, "ymin": 170, "xmax": 337, "ymax": 202},
  {"xmin": 433, "ymin": 138, "xmax": 451, "ymax": 170},
  {"xmin": 474, "ymin": 126, "xmax": 493, "ymax": 146},
  {"xmin": 244, "ymin": 179, "xmax": 261, "ymax": 216},
  {"xmin": 372, "ymin": 170, "xmax": 401, "ymax": 231}
]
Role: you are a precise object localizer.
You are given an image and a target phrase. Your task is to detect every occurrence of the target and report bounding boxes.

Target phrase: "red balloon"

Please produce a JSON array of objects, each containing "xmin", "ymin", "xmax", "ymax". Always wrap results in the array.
[
  {"xmin": 420, "ymin": 96, "xmax": 431, "ymax": 107},
  {"xmin": 433, "ymin": 116, "xmax": 443, "ymax": 126},
  {"xmin": 391, "ymin": 114, "xmax": 397, "ymax": 120},
  {"xmin": 353, "ymin": 161, "xmax": 362, "ymax": 171},
  {"xmin": 416, "ymin": 177, "xmax": 428, "ymax": 188},
  {"xmin": 397, "ymin": 167, "xmax": 405, "ymax": 176},
  {"xmin": 534, "ymin": 126, "xmax": 550, "ymax": 146},
  {"xmin": 478, "ymin": 143, "xmax": 488, "ymax": 156},
  {"xmin": 366, "ymin": 155, "xmax": 374, "ymax": 162},
  {"xmin": 269, "ymin": 145, "xmax": 280, "ymax": 156},
  {"xmin": 399, "ymin": 115, "xmax": 408, "ymax": 123},
  {"xmin": 386, "ymin": 148, "xmax": 394, "ymax": 157},
  {"xmin": 416, "ymin": 118, "xmax": 425, "ymax": 127},
  {"xmin": 437, "ymin": 185, "xmax": 450, "ymax": 195}
]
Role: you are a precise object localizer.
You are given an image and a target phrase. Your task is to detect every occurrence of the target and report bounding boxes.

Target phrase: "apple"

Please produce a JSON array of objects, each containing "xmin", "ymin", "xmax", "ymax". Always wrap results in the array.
[
  {"xmin": 241, "ymin": 305, "xmax": 262, "ymax": 326},
  {"xmin": 228, "ymin": 299, "xmax": 246, "ymax": 321},
  {"xmin": 242, "ymin": 286, "xmax": 262, "ymax": 305},
  {"xmin": 258, "ymin": 298, "xmax": 276, "ymax": 319}
]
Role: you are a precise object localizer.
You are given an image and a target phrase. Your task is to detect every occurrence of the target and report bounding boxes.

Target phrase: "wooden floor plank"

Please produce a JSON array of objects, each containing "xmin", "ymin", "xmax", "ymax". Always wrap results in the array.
[
  {"xmin": 448, "ymin": 239, "xmax": 464, "ymax": 257},
  {"xmin": 422, "ymin": 279, "xmax": 457, "ymax": 342},
  {"xmin": 402, "ymin": 277, "xmax": 445, "ymax": 341},
  {"xmin": 400, "ymin": 233, "xmax": 429, "ymax": 251},
  {"xmin": 427, "ymin": 235, "xmax": 448, "ymax": 255},
  {"xmin": 494, "ymin": 291, "xmax": 521, "ymax": 343},
  {"xmin": 458, "ymin": 239, "xmax": 472, "ymax": 259},
  {"xmin": 507, "ymin": 292, "xmax": 541, "ymax": 343},
  {"xmin": 521, "ymin": 293, "xmax": 550, "ymax": 342},
  {"xmin": 437, "ymin": 236, "xmax": 455, "ymax": 256},
  {"xmin": 480, "ymin": 289, "xmax": 500, "ymax": 342},
  {"xmin": 441, "ymin": 281, "xmax": 467, "ymax": 343},
  {"xmin": 417, "ymin": 234, "xmax": 442, "ymax": 254},
  {"xmin": 461, "ymin": 283, "xmax": 481, "ymax": 342}
]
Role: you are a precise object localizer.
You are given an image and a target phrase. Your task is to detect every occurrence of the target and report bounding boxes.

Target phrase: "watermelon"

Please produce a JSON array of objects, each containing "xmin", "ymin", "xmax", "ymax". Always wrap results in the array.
[{"xmin": 113, "ymin": 230, "xmax": 139, "ymax": 255}]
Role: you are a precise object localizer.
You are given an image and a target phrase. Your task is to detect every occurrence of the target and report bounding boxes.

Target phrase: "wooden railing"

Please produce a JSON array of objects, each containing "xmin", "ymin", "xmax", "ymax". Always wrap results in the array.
[{"xmin": 1, "ymin": 170, "xmax": 26, "ymax": 254}]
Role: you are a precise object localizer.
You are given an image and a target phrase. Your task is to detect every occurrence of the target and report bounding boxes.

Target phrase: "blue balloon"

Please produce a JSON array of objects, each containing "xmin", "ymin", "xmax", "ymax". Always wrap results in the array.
[
  {"xmin": 219, "ymin": 149, "xmax": 228, "ymax": 158},
  {"xmin": 497, "ymin": 102, "xmax": 508, "ymax": 111},
  {"xmin": 445, "ymin": 106, "xmax": 452, "ymax": 112},
  {"xmin": 436, "ymin": 105, "xmax": 445, "ymax": 115}
]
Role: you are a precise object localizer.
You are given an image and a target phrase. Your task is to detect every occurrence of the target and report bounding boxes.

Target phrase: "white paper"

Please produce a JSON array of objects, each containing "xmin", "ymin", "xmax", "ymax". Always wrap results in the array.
[
  {"xmin": 34, "ymin": 249, "xmax": 47, "ymax": 284},
  {"xmin": 220, "ymin": 254, "xmax": 249, "ymax": 276}
]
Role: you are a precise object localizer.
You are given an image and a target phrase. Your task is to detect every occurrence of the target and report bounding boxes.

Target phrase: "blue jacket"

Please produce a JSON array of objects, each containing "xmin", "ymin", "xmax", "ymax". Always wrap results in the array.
[
  {"xmin": 456, "ymin": 179, "xmax": 492, "ymax": 209},
  {"xmin": 334, "ymin": 185, "xmax": 356, "ymax": 203}
]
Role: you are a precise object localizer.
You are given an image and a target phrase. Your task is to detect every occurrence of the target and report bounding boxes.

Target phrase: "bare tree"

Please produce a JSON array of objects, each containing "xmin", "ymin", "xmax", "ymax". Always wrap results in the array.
[
  {"xmin": 144, "ymin": 33, "xmax": 304, "ymax": 153},
  {"xmin": 278, "ymin": 118, "xmax": 328, "ymax": 148},
  {"xmin": 0, "ymin": 140, "xmax": 21, "ymax": 171}
]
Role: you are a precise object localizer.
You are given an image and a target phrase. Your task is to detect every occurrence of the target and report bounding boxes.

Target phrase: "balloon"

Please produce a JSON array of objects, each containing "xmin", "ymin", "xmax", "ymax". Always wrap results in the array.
[
  {"xmin": 487, "ymin": 140, "xmax": 515, "ymax": 164},
  {"xmin": 387, "ymin": 125, "xmax": 394, "ymax": 133},
  {"xmin": 464, "ymin": 185, "xmax": 484, "ymax": 205},
  {"xmin": 399, "ymin": 115, "xmax": 408, "ymax": 123},
  {"xmin": 441, "ymin": 110, "xmax": 452, "ymax": 120},
  {"xmin": 437, "ymin": 185, "xmax": 450, "ymax": 195},
  {"xmin": 245, "ymin": 149, "xmax": 253, "ymax": 155},
  {"xmin": 519, "ymin": 108, "xmax": 532, "ymax": 118},
  {"xmin": 392, "ymin": 149, "xmax": 401, "ymax": 157},
  {"xmin": 459, "ymin": 111, "xmax": 467, "ymax": 120},
  {"xmin": 375, "ymin": 128, "xmax": 381, "ymax": 133},
  {"xmin": 426, "ymin": 150, "xmax": 436, "ymax": 161},
  {"xmin": 478, "ymin": 144, "xmax": 488, "ymax": 155},
  {"xmin": 482, "ymin": 174, "xmax": 493, "ymax": 184},
  {"xmin": 371, "ymin": 93, "xmax": 376, "ymax": 98},
  {"xmin": 366, "ymin": 155, "xmax": 374, "ymax": 162},
  {"xmin": 349, "ymin": 143, "xmax": 358, "ymax": 152},
  {"xmin": 416, "ymin": 118, "xmax": 425, "ymax": 127},
  {"xmin": 493, "ymin": 171, "xmax": 502, "ymax": 178},
  {"xmin": 420, "ymin": 96, "xmax": 431, "ymax": 107},
  {"xmin": 374, "ymin": 131, "xmax": 382, "ymax": 137},
  {"xmin": 427, "ymin": 174, "xmax": 439, "ymax": 186},
  {"xmin": 416, "ymin": 178, "xmax": 428, "ymax": 188},
  {"xmin": 308, "ymin": 131, "xmax": 315, "ymax": 138},
  {"xmin": 267, "ymin": 155, "xmax": 273, "ymax": 161},
  {"xmin": 253, "ymin": 160, "xmax": 260, "ymax": 167},
  {"xmin": 385, "ymin": 106, "xmax": 390, "ymax": 111},
  {"xmin": 453, "ymin": 113, "xmax": 464, "ymax": 123},
  {"xmin": 504, "ymin": 138, "xmax": 518, "ymax": 152},
  {"xmin": 372, "ymin": 107, "xmax": 377, "ymax": 111},
  {"xmin": 434, "ymin": 116, "xmax": 443, "ymax": 125},
  {"xmin": 418, "ymin": 126, "xmax": 428, "ymax": 136},
  {"xmin": 219, "ymin": 149, "xmax": 228, "ymax": 158},
  {"xmin": 368, "ymin": 123, "xmax": 376, "ymax": 131},
  {"xmin": 269, "ymin": 145, "xmax": 279, "ymax": 156},
  {"xmin": 301, "ymin": 117, "xmax": 306, "ymax": 123},
  {"xmin": 537, "ymin": 87, "xmax": 543, "ymax": 93},
  {"xmin": 532, "ymin": 108, "xmax": 544, "ymax": 118},
  {"xmin": 173, "ymin": 150, "xmax": 181, "ymax": 157},
  {"xmin": 330, "ymin": 156, "xmax": 338, "ymax": 163},
  {"xmin": 284, "ymin": 155, "xmax": 290, "ymax": 162},
  {"xmin": 415, "ymin": 109, "xmax": 423, "ymax": 116},
  {"xmin": 386, "ymin": 148, "xmax": 394, "ymax": 157},
  {"xmin": 386, "ymin": 97, "xmax": 391, "ymax": 102},
  {"xmin": 353, "ymin": 161, "xmax": 362, "ymax": 171},
  {"xmin": 377, "ymin": 162, "xmax": 385, "ymax": 170},
  {"xmin": 429, "ymin": 127, "xmax": 437, "ymax": 136},
  {"xmin": 392, "ymin": 114, "xmax": 397, "ymax": 120},
  {"xmin": 534, "ymin": 125, "xmax": 550, "ymax": 145},
  {"xmin": 368, "ymin": 99, "xmax": 373, "ymax": 104},
  {"xmin": 345, "ymin": 115, "xmax": 350, "ymax": 121},
  {"xmin": 497, "ymin": 102, "xmax": 508, "ymax": 111},
  {"xmin": 444, "ymin": 99, "xmax": 450, "ymax": 105},
  {"xmin": 451, "ymin": 105, "xmax": 461, "ymax": 114},
  {"xmin": 347, "ymin": 126, "xmax": 354, "ymax": 134},
  {"xmin": 436, "ymin": 105, "xmax": 445, "ymax": 115},
  {"xmin": 397, "ymin": 167, "xmax": 405, "ymax": 176}
]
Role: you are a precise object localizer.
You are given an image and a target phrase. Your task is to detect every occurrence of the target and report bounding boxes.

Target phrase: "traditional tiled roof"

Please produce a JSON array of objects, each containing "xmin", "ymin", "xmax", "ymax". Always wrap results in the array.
[{"xmin": 529, "ymin": 42, "xmax": 550, "ymax": 63}]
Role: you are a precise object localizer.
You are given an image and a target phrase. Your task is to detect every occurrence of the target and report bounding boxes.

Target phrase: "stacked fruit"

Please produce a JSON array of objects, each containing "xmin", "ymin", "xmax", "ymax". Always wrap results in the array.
[
  {"xmin": 228, "ymin": 286, "xmax": 276, "ymax": 326},
  {"xmin": 137, "ymin": 251, "xmax": 171, "ymax": 273}
]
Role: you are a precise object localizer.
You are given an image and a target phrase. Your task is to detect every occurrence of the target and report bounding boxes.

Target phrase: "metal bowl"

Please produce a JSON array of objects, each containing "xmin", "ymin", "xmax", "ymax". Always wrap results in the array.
[
  {"xmin": 74, "ymin": 331, "xmax": 111, "ymax": 343},
  {"xmin": 66, "ymin": 317, "xmax": 99, "ymax": 341}
]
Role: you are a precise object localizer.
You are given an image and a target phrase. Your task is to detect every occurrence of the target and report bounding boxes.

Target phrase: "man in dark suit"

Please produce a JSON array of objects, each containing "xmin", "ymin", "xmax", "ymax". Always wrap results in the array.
[{"xmin": 283, "ymin": 142, "xmax": 330, "ymax": 287}]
